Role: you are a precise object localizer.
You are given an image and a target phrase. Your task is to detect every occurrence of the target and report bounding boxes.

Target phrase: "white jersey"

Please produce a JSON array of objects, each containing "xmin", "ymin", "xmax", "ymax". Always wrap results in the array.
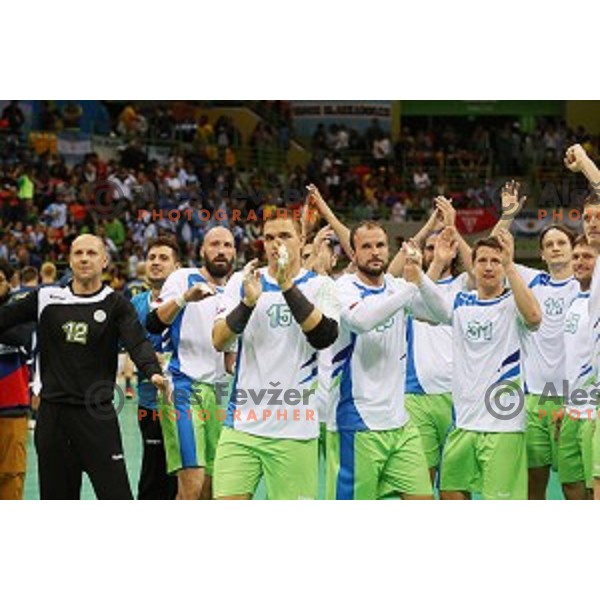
[
  {"xmin": 564, "ymin": 292, "xmax": 597, "ymax": 418},
  {"xmin": 406, "ymin": 273, "xmax": 468, "ymax": 395},
  {"xmin": 216, "ymin": 268, "xmax": 339, "ymax": 440},
  {"xmin": 327, "ymin": 273, "xmax": 447, "ymax": 433},
  {"xmin": 515, "ymin": 264, "xmax": 579, "ymax": 395},
  {"xmin": 452, "ymin": 290, "xmax": 529, "ymax": 433},
  {"xmin": 315, "ymin": 348, "xmax": 332, "ymax": 424},
  {"xmin": 156, "ymin": 268, "xmax": 225, "ymax": 383},
  {"xmin": 589, "ymin": 261, "xmax": 600, "ymax": 407}
]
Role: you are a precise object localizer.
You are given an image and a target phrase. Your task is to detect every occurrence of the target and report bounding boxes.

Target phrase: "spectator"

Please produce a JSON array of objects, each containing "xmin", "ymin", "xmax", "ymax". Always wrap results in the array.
[
  {"xmin": 40, "ymin": 262, "xmax": 57, "ymax": 285},
  {"xmin": 1, "ymin": 101, "xmax": 25, "ymax": 134}
]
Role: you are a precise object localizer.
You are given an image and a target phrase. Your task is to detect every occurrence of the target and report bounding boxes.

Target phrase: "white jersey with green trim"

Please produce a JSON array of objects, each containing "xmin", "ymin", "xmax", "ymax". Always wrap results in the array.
[
  {"xmin": 405, "ymin": 273, "xmax": 468, "ymax": 395},
  {"xmin": 326, "ymin": 273, "xmax": 448, "ymax": 433},
  {"xmin": 451, "ymin": 290, "xmax": 528, "ymax": 433},
  {"xmin": 216, "ymin": 268, "xmax": 339, "ymax": 440},
  {"xmin": 515, "ymin": 264, "xmax": 580, "ymax": 395},
  {"xmin": 155, "ymin": 268, "xmax": 225, "ymax": 383},
  {"xmin": 564, "ymin": 292, "xmax": 597, "ymax": 418}
]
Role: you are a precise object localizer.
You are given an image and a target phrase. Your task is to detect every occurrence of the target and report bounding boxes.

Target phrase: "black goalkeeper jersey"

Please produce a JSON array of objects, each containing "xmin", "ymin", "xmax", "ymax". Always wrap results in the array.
[{"xmin": 0, "ymin": 283, "xmax": 162, "ymax": 405}]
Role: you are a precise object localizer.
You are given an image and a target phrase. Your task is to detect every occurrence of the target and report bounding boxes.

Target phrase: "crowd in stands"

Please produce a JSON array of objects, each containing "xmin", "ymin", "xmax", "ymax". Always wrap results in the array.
[{"xmin": 1, "ymin": 101, "xmax": 599, "ymax": 287}]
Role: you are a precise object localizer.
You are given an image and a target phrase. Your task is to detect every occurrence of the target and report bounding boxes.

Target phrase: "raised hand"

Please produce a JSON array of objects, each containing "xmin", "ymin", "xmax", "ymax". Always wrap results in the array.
[
  {"xmin": 403, "ymin": 257, "xmax": 423, "ymax": 286},
  {"xmin": 242, "ymin": 259, "xmax": 262, "ymax": 306},
  {"xmin": 564, "ymin": 144, "xmax": 588, "ymax": 173},
  {"xmin": 434, "ymin": 196, "xmax": 456, "ymax": 227},
  {"xmin": 496, "ymin": 229, "xmax": 515, "ymax": 267},
  {"xmin": 434, "ymin": 226, "xmax": 459, "ymax": 265},
  {"xmin": 183, "ymin": 281, "xmax": 216, "ymax": 303},
  {"xmin": 500, "ymin": 180, "xmax": 526, "ymax": 219}
]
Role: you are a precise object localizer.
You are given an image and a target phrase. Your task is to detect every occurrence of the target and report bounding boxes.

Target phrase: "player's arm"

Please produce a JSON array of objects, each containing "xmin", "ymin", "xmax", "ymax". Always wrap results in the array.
[
  {"xmin": 304, "ymin": 225, "xmax": 335, "ymax": 274},
  {"xmin": 306, "ymin": 184, "xmax": 352, "ymax": 259},
  {"xmin": 341, "ymin": 283, "xmax": 420, "ymax": 334},
  {"xmin": 491, "ymin": 180, "xmax": 527, "ymax": 236},
  {"xmin": 116, "ymin": 296, "xmax": 164, "ymax": 382},
  {"xmin": 565, "ymin": 144, "xmax": 600, "ymax": 197},
  {"xmin": 388, "ymin": 202, "xmax": 442, "ymax": 277},
  {"xmin": 435, "ymin": 197, "xmax": 474, "ymax": 277},
  {"xmin": 278, "ymin": 257, "xmax": 338, "ymax": 350},
  {"xmin": 147, "ymin": 280, "xmax": 216, "ymax": 334},
  {"xmin": 498, "ymin": 230, "xmax": 542, "ymax": 330},
  {"xmin": 213, "ymin": 261, "xmax": 261, "ymax": 352},
  {"xmin": 0, "ymin": 290, "xmax": 38, "ymax": 345},
  {"xmin": 404, "ymin": 259, "xmax": 453, "ymax": 326}
]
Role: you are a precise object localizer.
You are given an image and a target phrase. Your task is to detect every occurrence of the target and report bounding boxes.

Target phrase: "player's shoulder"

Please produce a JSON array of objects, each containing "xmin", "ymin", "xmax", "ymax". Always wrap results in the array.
[
  {"xmin": 453, "ymin": 288, "xmax": 512, "ymax": 309},
  {"xmin": 131, "ymin": 290, "xmax": 151, "ymax": 310},
  {"xmin": 296, "ymin": 269, "xmax": 332, "ymax": 291}
]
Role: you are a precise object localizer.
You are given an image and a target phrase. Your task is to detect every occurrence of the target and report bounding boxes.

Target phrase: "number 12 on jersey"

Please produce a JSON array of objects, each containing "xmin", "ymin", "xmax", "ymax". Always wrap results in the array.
[{"xmin": 62, "ymin": 321, "xmax": 89, "ymax": 344}]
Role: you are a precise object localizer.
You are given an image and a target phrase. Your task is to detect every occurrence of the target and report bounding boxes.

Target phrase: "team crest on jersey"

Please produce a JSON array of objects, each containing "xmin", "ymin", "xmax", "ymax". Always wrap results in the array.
[
  {"xmin": 466, "ymin": 320, "xmax": 493, "ymax": 342},
  {"xmin": 544, "ymin": 297, "xmax": 565, "ymax": 316},
  {"xmin": 94, "ymin": 310, "xmax": 107, "ymax": 323}
]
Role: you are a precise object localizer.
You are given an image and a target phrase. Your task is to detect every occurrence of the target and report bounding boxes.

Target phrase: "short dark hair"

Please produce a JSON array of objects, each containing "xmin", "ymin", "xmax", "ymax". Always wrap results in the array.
[
  {"xmin": 262, "ymin": 209, "xmax": 302, "ymax": 235},
  {"xmin": 583, "ymin": 192, "xmax": 600, "ymax": 209},
  {"xmin": 573, "ymin": 234, "xmax": 593, "ymax": 250},
  {"xmin": 21, "ymin": 266, "xmax": 38, "ymax": 284},
  {"xmin": 472, "ymin": 236, "xmax": 503, "ymax": 262},
  {"xmin": 146, "ymin": 236, "xmax": 180, "ymax": 261},
  {"xmin": 349, "ymin": 221, "xmax": 388, "ymax": 251},
  {"xmin": 539, "ymin": 224, "xmax": 576, "ymax": 249},
  {"xmin": 0, "ymin": 259, "xmax": 14, "ymax": 280}
]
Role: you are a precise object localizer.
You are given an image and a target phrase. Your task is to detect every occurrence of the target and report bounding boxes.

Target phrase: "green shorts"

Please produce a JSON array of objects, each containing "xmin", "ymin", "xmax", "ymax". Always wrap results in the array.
[
  {"xmin": 405, "ymin": 392, "xmax": 453, "ymax": 469},
  {"xmin": 525, "ymin": 394, "xmax": 562, "ymax": 469},
  {"xmin": 594, "ymin": 418, "xmax": 600, "ymax": 479},
  {"xmin": 325, "ymin": 420, "xmax": 432, "ymax": 500},
  {"xmin": 557, "ymin": 415, "xmax": 595, "ymax": 488},
  {"xmin": 440, "ymin": 428, "xmax": 527, "ymax": 500},
  {"xmin": 213, "ymin": 427, "xmax": 318, "ymax": 500},
  {"xmin": 160, "ymin": 379, "xmax": 224, "ymax": 477}
]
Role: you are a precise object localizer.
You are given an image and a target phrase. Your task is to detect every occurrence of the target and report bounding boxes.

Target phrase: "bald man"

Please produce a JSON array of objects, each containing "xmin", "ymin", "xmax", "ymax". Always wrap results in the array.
[
  {"xmin": 0, "ymin": 234, "xmax": 168, "ymax": 499},
  {"xmin": 147, "ymin": 226, "xmax": 236, "ymax": 499}
]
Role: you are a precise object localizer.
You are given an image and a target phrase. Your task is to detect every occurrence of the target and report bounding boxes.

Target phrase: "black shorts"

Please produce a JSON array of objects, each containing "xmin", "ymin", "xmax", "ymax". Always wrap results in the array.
[{"xmin": 34, "ymin": 401, "xmax": 132, "ymax": 500}]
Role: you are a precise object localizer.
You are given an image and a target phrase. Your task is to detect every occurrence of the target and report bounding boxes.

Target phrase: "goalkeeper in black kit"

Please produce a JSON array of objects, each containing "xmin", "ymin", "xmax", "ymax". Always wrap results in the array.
[{"xmin": 0, "ymin": 235, "xmax": 168, "ymax": 500}]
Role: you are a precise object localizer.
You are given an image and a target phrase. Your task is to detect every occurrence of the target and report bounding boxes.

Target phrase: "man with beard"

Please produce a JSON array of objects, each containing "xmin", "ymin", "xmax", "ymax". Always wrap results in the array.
[
  {"xmin": 147, "ymin": 226, "xmax": 236, "ymax": 500},
  {"xmin": 130, "ymin": 237, "xmax": 181, "ymax": 500},
  {"xmin": 325, "ymin": 221, "xmax": 450, "ymax": 500}
]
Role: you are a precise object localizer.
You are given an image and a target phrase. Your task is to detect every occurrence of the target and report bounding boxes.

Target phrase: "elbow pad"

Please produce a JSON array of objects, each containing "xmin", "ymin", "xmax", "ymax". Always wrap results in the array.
[
  {"xmin": 305, "ymin": 316, "xmax": 338, "ymax": 349},
  {"xmin": 146, "ymin": 310, "xmax": 168, "ymax": 334}
]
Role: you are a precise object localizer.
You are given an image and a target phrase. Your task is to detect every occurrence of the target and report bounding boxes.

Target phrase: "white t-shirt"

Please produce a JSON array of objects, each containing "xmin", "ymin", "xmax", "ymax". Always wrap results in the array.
[
  {"xmin": 406, "ymin": 273, "xmax": 468, "ymax": 395},
  {"xmin": 216, "ymin": 268, "xmax": 339, "ymax": 440},
  {"xmin": 156, "ymin": 268, "xmax": 225, "ymax": 383},
  {"xmin": 515, "ymin": 264, "xmax": 580, "ymax": 395},
  {"xmin": 564, "ymin": 292, "xmax": 596, "ymax": 418},
  {"xmin": 451, "ymin": 290, "xmax": 529, "ymax": 433},
  {"xmin": 327, "ymin": 273, "xmax": 447, "ymax": 432}
]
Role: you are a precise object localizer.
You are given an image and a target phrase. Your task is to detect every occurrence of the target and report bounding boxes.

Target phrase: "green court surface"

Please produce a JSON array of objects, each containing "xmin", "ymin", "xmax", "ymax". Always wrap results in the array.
[{"xmin": 23, "ymin": 396, "xmax": 565, "ymax": 500}]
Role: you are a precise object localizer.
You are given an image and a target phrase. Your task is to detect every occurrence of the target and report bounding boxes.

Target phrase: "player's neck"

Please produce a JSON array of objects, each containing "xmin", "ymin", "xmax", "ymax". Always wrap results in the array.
[
  {"xmin": 151, "ymin": 286, "xmax": 161, "ymax": 301},
  {"xmin": 548, "ymin": 263, "xmax": 573, "ymax": 280},
  {"xmin": 579, "ymin": 278, "xmax": 591, "ymax": 292},
  {"xmin": 437, "ymin": 268, "xmax": 452, "ymax": 281},
  {"xmin": 267, "ymin": 263, "xmax": 301, "ymax": 282},
  {"xmin": 199, "ymin": 266, "xmax": 227, "ymax": 287},
  {"xmin": 477, "ymin": 284, "xmax": 504, "ymax": 300},
  {"xmin": 71, "ymin": 278, "xmax": 103, "ymax": 296},
  {"xmin": 356, "ymin": 270, "xmax": 385, "ymax": 288}
]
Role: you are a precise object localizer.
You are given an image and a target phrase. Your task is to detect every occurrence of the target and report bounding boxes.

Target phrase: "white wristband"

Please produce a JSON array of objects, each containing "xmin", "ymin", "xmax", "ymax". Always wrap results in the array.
[{"xmin": 175, "ymin": 295, "xmax": 187, "ymax": 309}]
